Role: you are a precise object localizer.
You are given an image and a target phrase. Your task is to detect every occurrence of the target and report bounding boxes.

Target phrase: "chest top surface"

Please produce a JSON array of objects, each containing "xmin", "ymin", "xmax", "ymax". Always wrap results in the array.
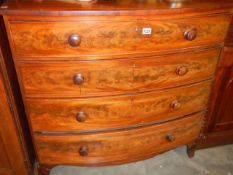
[{"xmin": 1, "ymin": 0, "xmax": 233, "ymax": 16}]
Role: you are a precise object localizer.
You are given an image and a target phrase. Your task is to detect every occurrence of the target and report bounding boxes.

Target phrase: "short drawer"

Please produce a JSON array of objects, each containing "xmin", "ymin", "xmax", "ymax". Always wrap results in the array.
[
  {"xmin": 17, "ymin": 48, "xmax": 219, "ymax": 98},
  {"xmin": 7, "ymin": 15, "xmax": 230, "ymax": 60},
  {"xmin": 27, "ymin": 81, "xmax": 211, "ymax": 132},
  {"xmin": 34, "ymin": 112, "xmax": 203, "ymax": 166}
]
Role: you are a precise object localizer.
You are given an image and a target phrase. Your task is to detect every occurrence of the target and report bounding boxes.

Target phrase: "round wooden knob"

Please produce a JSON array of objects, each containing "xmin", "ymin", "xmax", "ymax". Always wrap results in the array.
[
  {"xmin": 170, "ymin": 100, "xmax": 181, "ymax": 110},
  {"xmin": 166, "ymin": 134, "xmax": 175, "ymax": 142},
  {"xmin": 76, "ymin": 112, "xmax": 86, "ymax": 122},
  {"xmin": 68, "ymin": 34, "xmax": 81, "ymax": 47},
  {"xmin": 176, "ymin": 65, "xmax": 189, "ymax": 76},
  {"xmin": 184, "ymin": 28, "xmax": 197, "ymax": 41},
  {"xmin": 73, "ymin": 73, "xmax": 84, "ymax": 85},
  {"xmin": 79, "ymin": 146, "xmax": 89, "ymax": 156}
]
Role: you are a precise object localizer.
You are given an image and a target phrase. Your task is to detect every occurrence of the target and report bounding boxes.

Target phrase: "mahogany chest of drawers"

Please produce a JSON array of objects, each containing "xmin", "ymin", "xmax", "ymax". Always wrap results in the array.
[{"xmin": 1, "ymin": 0, "xmax": 233, "ymax": 174}]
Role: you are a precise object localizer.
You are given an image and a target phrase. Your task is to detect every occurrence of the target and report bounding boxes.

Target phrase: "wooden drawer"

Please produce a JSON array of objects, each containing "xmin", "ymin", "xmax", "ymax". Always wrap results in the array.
[
  {"xmin": 17, "ymin": 48, "xmax": 219, "ymax": 98},
  {"xmin": 7, "ymin": 15, "xmax": 230, "ymax": 60},
  {"xmin": 27, "ymin": 81, "xmax": 211, "ymax": 132},
  {"xmin": 34, "ymin": 112, "xmax": 203, "ymax": 166}
]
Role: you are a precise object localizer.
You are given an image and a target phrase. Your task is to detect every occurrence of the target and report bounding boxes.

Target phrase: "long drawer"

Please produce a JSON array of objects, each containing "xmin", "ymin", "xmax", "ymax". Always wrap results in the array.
[
  {"xmin": 7, "ymin": 15, "xmax": 230, "ymax": 59},
  {"xmin": 27, "ymin": 80, "xmax": 211, "ymax": 132},
  {"xmin": 34, "ymin": 112, "xmax": 203, "ymax": 166},
  {"xmin": 17, "ymin": 48, "xmax": 219, "ymax": 98}
]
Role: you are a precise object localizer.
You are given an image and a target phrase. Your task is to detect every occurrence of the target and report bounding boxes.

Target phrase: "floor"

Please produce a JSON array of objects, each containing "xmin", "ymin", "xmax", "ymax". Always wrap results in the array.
[{"xmin": 51, "ymin": 144, "xmax": 233, "ymax": 175}]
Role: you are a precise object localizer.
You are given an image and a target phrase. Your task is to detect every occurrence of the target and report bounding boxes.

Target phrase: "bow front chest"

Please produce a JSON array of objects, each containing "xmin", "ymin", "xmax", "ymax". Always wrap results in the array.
[{"xmin": 1, "ymin": 0, "xmax": 233, "ymax": 174}]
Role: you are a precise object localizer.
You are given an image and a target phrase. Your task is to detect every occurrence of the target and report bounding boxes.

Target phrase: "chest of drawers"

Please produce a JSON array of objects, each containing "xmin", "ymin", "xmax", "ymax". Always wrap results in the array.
[{"xmin": 1, "ymin": 0, "xmax": 233, "ymax": 174}]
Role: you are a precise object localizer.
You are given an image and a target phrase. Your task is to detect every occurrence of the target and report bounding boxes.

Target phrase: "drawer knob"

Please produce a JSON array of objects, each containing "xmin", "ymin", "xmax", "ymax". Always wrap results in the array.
[
  {"xmin": 176, "ymin": 65, "xmax": 189, "ymax": 76},
  {"xmin": 68, "ymin": 34, "xmax": 81, "ymax": 47},
  {"xmin": 73, "ymin": 73, "xmax": 84, "ymax": 85},
  {"xmin": 184, "ymin": 28, "xmax": 197, "ymax": 41},
  {"xmin": 76, "ymin": 112, "xmax": 86, "ymax": 122},
  {"xmin": 79, "ymin": 146, "xmax": 89, "ymax": 157},
  {"xmin": 166, "ymin": 134, "xmax": 175, "ymax": 142},
  {"xmin": 170, "ymin": 100, "xmax": 181, "ymax": 110}
]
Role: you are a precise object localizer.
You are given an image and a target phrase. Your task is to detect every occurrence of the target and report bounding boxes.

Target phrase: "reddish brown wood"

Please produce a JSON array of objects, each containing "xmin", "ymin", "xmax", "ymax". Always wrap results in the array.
[
  {"xmin": 68, "ymin": 34, "xmax": 81, "ymax": 47},
  {"xmin": 79, "ymin": 146, "xmax": 89, "ymax": 157},
  {"xmin": 197, "ymin": 130, "xmax": 233, "ymax": 149},
  {"xmin": 197, "ymin": 46, "xmax": 233, "ymax": 149},
  {"xmin": 34, "ymin": 112, "xmax": 204, "ymax": 166},
  {"xmin": 16, "ymin": 48, "xmax": 219, "ymax": 98},
  {"xmin": 5, "ymin": 15, "xmax": 230, "ymax": 59},
  {"xmin": 73, "ymin": 73, "xmax": 85, "ymax": 86},
  {"xmin": 170, "ymin": 100, "xmax": 182, "ymax": 110},
  {"xmin": 76, "ymin": 111, "xmax": 87, "ymax": 123},
  {"xmin": 26, "ymin": 81, "xmax": 211, "ymax": 132},
  {"xmin": 1, "ymin": 0, "xmax": 233, "ymax": 16},
  {"xmin": 187, "ymin": 142, "xmax": 197, "ymax": 158},
  {"xmin": 0, "ymin": 16, "xmax": 34, "ymax": 175},
  {"xmin": 176, "ymin": 65, "xmax": 189, "ymax": 76},
  {"xmin": 1, "ymin": 0, "xmax": 233, "ymax": 170},
  {"xmin": 37, "ymin": 164, "xmax": 51, "ymax": 175},
  {"xmin": 184, "ymin": 28, "xmax": 197, "ymax": 41},
  {"xmin": 166, "ymin": 134, "xmax": 175, "ymax": 142}
]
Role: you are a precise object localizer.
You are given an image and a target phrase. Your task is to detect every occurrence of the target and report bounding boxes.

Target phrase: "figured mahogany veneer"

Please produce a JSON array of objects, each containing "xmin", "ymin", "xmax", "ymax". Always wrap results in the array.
[
  {"xmin": 27, "ymin": 81, "xmax": 211, "ymax": 132},
  {"xmin": 17, "ymin": 48, "xmax": 219, "ymax": 98},
  {"xmin": 35, "ymin": 112, "xmax": 204, "ymax": 166},
  {"xmin": 2, "ymin": 0, "xmax": 233, "ymax": 174},
  {"xmin": 1, "ymin": 0, "xmax": 233, "ymax": 17},
  {"xmin": 6, "ymin": 15, "xmax": 230, "ymax": 59}
]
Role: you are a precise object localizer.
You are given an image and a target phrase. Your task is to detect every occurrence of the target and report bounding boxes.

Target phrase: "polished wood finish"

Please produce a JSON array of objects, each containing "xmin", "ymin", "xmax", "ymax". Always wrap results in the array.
[
  {"xmin": 211, "ymin": 49, "xmax": 233, "ymax": 132},
  {"xmin": 68, "ymin": 34, "xmax": 82, "ymax": 47},
  {"xmin": 6, "ymin": 15, "xmax": 230, "ymax": 59},
  {"xmin": 0, "ymin": 66, "xmax": 27, "ymax": 175},
  {"xmin": 196, "ymin": 17, "xmax": 233, "ymax": 149},
  {"xmin": 0, "ymin": 16, "xmax": 34, "ymax": 175},
  {"xmin": 197, "ymin": 130, "xmax": 233, "ymax": 149},
  {"xmin": 27, "ymin": 81, "xmax": 211, "ymax": 132},
  {"xmin": 2, "ymin": 0, "xmax": 233, "ymax": 173},
  {"xmin": 184, "ymin": 28, "xmax": 197, "ymax": 41},
  {"xmin": 197, "ymin": 47, "xmax": 233, "ymax": 149},
  {"xmin": 187, "ymin": 142, "xmax": 197, "ymax": 158},
  {"xmin": 17, "ymin": 48, "xmax": 219, "ymax": 98},
  {"xmin": 76, "ymin": 111, "xmax": 87, "ymax": 123},
  {"xmin": 73, "ymin": 73, "xmax": 85, "ymax": 86},
  {"xmin": 1, "ymin": 0, "xmax": 233, "ymax": 16},
  {"xmin": 36, "ymin": 164, "xmax": 51, "ymax": 175},
  {"xmin": 35, "ymin": 112, "xmax": 204, "ymax": 166}
]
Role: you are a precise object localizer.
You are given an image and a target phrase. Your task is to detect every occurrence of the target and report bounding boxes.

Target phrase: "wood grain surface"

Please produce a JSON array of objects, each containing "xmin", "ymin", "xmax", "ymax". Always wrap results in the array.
[
  {"xmin": 26, "ymin": 80, "xmax": 211, "ymax": 132},
  {"xmin": 1, "ymin": 0, "xmax": 233, "ymax": 16},
  {"xmin": 6, "ymin": 15, "xmax": 230, "ymax": 59},
  {"xmin": 2, "ymin": 0, "xmax": 233, "ymax": 170},
  {"xmin": 0, "ymin": 15, "xmax": 34, "ymax": 175},
  {"xmin": 0, "ymin": 64, "xmax": 28, "ymax": 175},
  {"xmin": 204, "ymin": 47, "xmax": 233, "ymax": 133},
  {"xmin": 34, "ymin": 112, "xmax": 204, "ymax": 166},
  {"xmin": 17, "ymin": 48, "xmax": 219, "ymax": 98}
]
